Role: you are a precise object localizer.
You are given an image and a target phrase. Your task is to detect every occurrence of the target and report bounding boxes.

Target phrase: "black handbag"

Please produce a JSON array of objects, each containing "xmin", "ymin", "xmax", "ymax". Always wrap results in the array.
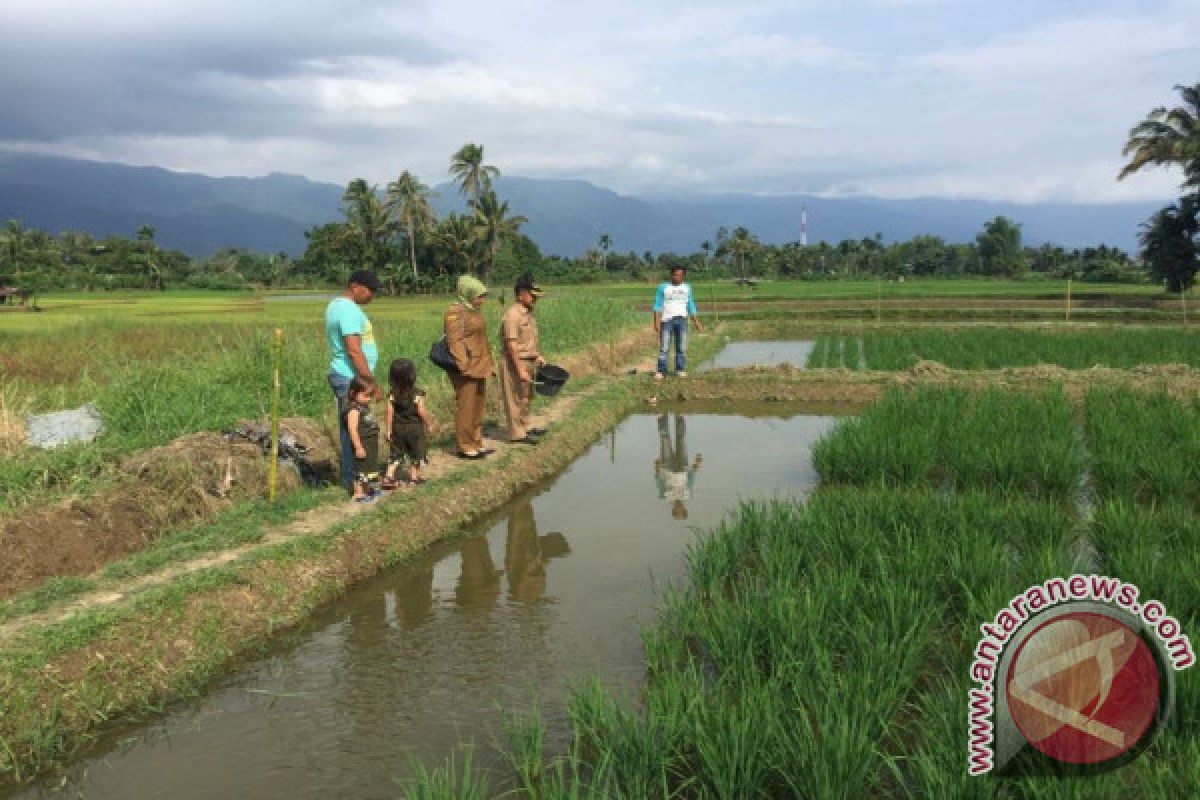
[{"xmin": 429, "ymin": 335, "xmax": 459, "ymax": 374}]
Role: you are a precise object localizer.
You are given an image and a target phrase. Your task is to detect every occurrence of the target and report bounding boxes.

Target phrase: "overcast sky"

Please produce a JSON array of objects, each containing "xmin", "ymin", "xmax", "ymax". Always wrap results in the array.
[{"xmin": 1, "ymin": 0, "xmax": 1196, "ymax": 202}]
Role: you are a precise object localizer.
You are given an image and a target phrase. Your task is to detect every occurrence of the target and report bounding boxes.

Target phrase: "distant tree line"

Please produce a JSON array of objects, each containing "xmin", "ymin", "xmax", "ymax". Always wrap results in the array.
[{"xmin": 0, "ymin": 212, "xmax": 1151, "ymax": 301}]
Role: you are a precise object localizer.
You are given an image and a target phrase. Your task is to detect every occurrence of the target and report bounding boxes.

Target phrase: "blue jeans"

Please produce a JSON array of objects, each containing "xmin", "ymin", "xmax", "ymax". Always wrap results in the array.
[
  {"xmin": 657, "ymin": 317, "xmax": 688, "ymax": 375},
  {"xmin": 328, "ymin": 371, "xmax": 354, "ymax": 490}
]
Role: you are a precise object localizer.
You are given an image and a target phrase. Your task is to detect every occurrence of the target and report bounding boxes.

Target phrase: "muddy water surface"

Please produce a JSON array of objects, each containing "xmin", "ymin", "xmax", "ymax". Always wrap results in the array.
[
  {"xmin": 703, "ymin": 339, "xmax": 815, "ymax": 369},
  {"xmin": 12, "ymin": 411, "xmax": 835, "ymax": 800}
]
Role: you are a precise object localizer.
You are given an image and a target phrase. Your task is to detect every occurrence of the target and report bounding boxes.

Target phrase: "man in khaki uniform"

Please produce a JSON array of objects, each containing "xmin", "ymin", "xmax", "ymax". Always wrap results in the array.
[{"xmin": 499, "ymin": 273, "xmax": 547, "ymax": 444}]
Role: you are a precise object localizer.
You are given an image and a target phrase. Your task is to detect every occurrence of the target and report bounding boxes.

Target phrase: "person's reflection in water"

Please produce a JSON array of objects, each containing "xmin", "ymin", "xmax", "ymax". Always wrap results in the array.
[
  {"xmin": 392, "ymin": 558, "xmax": 436, "ymax": 629},
  {"xmin": 456, "ymin": 536, "xmax": 503, "ymax": 609},
  {"xmin": 655, "ymin": 413, "xmax": 703, "ymax": 520},
  {"xmin": 504, "ymin": 497, "xmax": 571, "ymax": 605}
]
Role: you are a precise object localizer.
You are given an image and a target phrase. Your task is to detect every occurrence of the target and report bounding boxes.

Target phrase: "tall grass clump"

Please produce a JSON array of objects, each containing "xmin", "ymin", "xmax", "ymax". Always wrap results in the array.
[
  {"xmin": 1084, "ymin": 388, "xmax": 1200, "ymax": 509},
  {"xmin": 813, "ymin": 386, "xmax": 1085, "ymax": 499}
]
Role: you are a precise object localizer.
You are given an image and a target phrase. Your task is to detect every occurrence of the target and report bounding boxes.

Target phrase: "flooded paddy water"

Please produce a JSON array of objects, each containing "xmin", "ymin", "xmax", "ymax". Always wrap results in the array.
[
  {"xmin": 8, "ymin": 410, "xmax": 836, "ymax": 799},
  {"xmin": 702, "ymin": 339, "xmax": 815, "ymax": 369}
]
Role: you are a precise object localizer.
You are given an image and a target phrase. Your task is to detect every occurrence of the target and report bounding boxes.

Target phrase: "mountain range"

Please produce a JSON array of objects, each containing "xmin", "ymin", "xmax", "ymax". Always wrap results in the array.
[{"xmin": 0, "ymin": 152, "xmax": 1164, "ymax": 257}]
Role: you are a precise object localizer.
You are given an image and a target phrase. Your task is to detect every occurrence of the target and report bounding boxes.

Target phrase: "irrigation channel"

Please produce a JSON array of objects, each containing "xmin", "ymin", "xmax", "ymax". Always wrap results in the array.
[
  {"xmin": 9, "ymin": 409, "xmax": 837, "ymax": 799},
  {"xmin": 701, "ymin": 340, "xmax": 815, "ymax": 369}
]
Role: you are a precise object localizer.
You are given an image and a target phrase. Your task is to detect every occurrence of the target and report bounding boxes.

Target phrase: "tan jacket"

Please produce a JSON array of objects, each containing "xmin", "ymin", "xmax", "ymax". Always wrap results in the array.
[
  {"xmin": 500, "ymin": 303, "xmax": 540, "ymax": 361},
  {"xmin": 444, "ymin": 303, "xmax": 494, "ymax": 379}
]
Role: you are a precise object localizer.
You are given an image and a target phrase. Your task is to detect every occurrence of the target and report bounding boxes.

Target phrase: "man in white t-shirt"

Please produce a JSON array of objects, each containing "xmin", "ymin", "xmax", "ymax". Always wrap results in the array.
[{"xmin": 652, "ymin": 266, "xmax": 703, "ymax": 380}]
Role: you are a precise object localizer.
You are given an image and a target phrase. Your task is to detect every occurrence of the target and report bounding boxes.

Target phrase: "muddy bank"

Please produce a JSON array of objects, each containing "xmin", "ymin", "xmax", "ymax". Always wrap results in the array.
[
  {"xmin": 0, "ymin": 418, "xmax": 333, "ymax": 599},
  {"xmin": 892, "ymin": 360, "xmax": 1200, "ymax": 401},
  {"xmin": 656, "ymin": 361, "xmax": 1200, "ymax": 407}
]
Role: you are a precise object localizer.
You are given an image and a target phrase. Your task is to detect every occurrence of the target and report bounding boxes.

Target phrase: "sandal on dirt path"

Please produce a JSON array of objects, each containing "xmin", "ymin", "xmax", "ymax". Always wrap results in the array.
[
  {"xmin": 381, "ymin": 477, "xmax": 401, "ymax": 490},
  {"xmin": 457, "ymin": 451, "xmax": 486, "ymax": 460}
]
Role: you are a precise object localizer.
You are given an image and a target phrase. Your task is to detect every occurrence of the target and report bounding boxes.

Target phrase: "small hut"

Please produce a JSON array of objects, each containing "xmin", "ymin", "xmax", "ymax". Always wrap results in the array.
[{"xmin": 0, "ymin": 286, "xmax": 28, "ymax": 306}]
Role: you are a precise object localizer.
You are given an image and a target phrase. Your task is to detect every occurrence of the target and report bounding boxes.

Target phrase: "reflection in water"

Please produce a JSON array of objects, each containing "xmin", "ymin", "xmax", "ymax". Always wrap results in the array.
[
  {"xmin": 702, "ymin": 340, "xmax": 816, "ymax": 370},
  {"xmin": 505, "ymin": 499, "xmax": 571, "ymax": 605},
  {"xmin": 655, "ymin": 414, "xmax": 703, "ymax": 520},
  {"xmin": 457, "ymin": 537, "xmax": 503, "ymax": 608},
  {"xmin": 6, "ymin": 412, "xmax": 835, "ymax": 800}
]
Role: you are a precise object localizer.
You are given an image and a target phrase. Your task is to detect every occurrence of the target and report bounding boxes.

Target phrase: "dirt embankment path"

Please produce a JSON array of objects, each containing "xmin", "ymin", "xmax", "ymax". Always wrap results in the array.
[
  {"xmin": 653, "ymin": 360, "xmax": 1200, "ymax": 408},
  {"xmin": 0, "ymin": 326, "xmax": 657, "ymax": 645}
]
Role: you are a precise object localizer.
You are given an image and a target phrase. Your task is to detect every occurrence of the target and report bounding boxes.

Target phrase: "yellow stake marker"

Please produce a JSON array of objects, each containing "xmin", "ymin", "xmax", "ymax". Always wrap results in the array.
[
  {"xmin": 269, "ymin": 328, "xmax": 283, "ymax": 502},
  {"xmin": 1065, "ymin": 278, "xmax": 1072, "ymax": 322}
]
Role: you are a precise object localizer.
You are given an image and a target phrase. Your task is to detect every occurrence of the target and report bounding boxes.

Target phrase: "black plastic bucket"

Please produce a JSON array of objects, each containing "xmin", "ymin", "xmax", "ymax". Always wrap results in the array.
[{"xmin": 534, "ymin": 364, "xmax": 570, "ymax": 397}]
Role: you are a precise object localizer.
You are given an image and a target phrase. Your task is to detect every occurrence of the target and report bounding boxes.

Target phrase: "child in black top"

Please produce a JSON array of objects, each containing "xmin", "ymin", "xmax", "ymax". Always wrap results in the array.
[
  {"xmin": 383, "ymin": 358, "xmax": 439, "ymax": 488},
  {"xmin": 342, "ymin": 377, "xmax": 381, "ymax": 503}
]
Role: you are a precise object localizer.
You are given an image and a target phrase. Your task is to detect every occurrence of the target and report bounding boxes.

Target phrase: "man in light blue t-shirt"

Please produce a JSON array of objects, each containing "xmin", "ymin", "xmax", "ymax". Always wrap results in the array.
[
  {"xmin": 652, "ymin": 266, "xmax": 703, "ymax": 380},
  {"xmin": 325, "ymin": 270, "xmax": 382, "ymax": 491}
]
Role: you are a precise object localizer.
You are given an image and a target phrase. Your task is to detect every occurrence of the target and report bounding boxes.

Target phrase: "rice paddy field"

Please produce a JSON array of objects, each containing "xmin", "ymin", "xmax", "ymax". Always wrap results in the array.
[
  {"xmin": 411, "ymin": 386, "xmax": 1200, "ymax": 798},
  {"xmin": 806, "ymin": 329, "xmax": 1200, "ymax": 370},
  {"xmin": 2, "ymin": 281, "xmax": 1199, "ymax": 796}
]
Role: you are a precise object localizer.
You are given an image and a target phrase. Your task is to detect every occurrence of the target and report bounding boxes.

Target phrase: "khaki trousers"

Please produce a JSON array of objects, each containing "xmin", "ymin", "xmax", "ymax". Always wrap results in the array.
[
  {"xmin": 450, "ymin": 373, "xmax": 487, "ymax": 453},
  {"xmin": 499, "ymin": 356, "xmax": 536, "ymax": 440}
]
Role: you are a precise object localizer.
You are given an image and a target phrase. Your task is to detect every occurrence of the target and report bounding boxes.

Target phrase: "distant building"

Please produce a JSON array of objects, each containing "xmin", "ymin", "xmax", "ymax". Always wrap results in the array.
[
  {"xmin": 0, "ymin": 286, "xmax": 29, "ymax": 306},
  {"xmin": 800, "ymin": 206, "xmax": 808, "ymax": 247}
]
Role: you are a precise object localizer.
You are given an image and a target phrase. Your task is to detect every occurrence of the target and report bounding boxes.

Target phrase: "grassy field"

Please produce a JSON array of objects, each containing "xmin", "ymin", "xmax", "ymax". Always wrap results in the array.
[
  {"xmin": 407, "ymin": 386, "xmax": 1199, "ymax": 798},
  {"xmin": 566, "ymin": 278, "xmax": 1165, "ymax": 303},
  {"xmin": 0, "ymin": 291, "xmax": 639, "ymax": 511}
]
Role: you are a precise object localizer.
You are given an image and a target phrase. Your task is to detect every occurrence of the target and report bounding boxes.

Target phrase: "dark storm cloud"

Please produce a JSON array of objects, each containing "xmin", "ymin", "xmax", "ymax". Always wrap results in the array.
[{"xmin": 0, "ymin": 1, "xmax": 448, "ymax": 141}]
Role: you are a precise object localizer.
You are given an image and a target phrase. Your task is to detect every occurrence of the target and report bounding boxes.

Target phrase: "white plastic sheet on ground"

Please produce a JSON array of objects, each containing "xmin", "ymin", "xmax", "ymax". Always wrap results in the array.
[{"xmin": 26, "ymin": 404, "xmax": 105, "ymax": 449}]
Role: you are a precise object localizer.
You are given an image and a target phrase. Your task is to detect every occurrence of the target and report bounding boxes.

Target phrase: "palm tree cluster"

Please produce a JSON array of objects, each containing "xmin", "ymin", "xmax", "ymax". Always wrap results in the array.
[
  {"xmin": 323, "ymin": 143, "xmax": 529, "ymax": 292},
  {"xmin": 1122, "ymin": 83, "xmax": 1200, "ymax": 292}
]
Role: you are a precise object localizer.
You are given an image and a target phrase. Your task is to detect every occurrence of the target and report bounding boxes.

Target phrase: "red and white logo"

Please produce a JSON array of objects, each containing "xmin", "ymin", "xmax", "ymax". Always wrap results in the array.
[{"xmin": 1005, "ymin": 611, "xmax": 1161, "ymax": 765}]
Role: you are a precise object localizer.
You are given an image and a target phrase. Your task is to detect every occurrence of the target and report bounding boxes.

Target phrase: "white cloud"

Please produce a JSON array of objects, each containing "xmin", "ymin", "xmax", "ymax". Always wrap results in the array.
[{"xmin": 713, "ymin": 33, "xmax": 874, "ymax": 70}]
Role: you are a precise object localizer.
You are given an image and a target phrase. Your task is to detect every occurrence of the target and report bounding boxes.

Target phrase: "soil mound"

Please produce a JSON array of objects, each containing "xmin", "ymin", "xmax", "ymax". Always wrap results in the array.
[{"xmin": 0, "ymin": 417, "xmax": 334, "ymax": 599}]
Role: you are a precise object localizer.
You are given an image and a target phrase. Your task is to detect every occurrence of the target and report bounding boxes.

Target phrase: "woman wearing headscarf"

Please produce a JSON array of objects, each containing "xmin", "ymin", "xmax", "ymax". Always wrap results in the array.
[{"xmin": 444, "ymin": 274, "xmax": 495, "ymax": 459}]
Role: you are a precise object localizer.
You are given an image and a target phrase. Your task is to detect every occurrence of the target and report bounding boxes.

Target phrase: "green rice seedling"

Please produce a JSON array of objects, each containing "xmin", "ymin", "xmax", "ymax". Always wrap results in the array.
[
  {"xmin": 843, "ymin": 336, "xmax": 863, "ymax": 370},
  {"xmin": 1085, "ymin": 388, "xmax": 1200, "ymax": 509},
  {"xmin": 804, "ymin": 336, "xmax": 827, "ymax": 368},
  {"xmin": 401, "ymin": 747, "xmax": 491, "ymax": 800},
  {"xmin": 842, "ymin": 328, "xmax": 1200, "ymax": 371},
  {"xmin": 814, "ymin": 386, "xmax": 1085, "ymax": 499}
]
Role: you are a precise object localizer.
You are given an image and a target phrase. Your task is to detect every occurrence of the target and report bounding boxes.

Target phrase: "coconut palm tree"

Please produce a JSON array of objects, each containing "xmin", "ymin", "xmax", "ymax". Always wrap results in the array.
[
  {"xmin": 728, "ymin": 226, "xmax": 760, "ymax": 279},
  {"xmin": 1, "ymin": 219, "xmax": 28, "ymax": 284},
  {"xmin": 436, "ymin": 213, "xmax": 478, "ymax": 278},
  {"xmin": 340, "ymin": 179, "xmax": 390, "ymax": 272},
  {"xmin": 1139, "ymin": 195, "xmax": 1200, "ymax": 293},
  {"xmin": 598, "ymin": 233, "xmax": 612, "ymax": 271},
  {"xmin": 472, "ymin": 189, "xmax": 528, "ymax": 281},
  {"xmin": 386, "ymin": 171, "xmax": 436, "ymax": 279},
  {"xmin": 1120, "ymin": 83, "xmax": 1200, "ymax": 188},
  {"xmin": 450, "ymin": 143, "xmax": 500, "ymax": 205}
]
